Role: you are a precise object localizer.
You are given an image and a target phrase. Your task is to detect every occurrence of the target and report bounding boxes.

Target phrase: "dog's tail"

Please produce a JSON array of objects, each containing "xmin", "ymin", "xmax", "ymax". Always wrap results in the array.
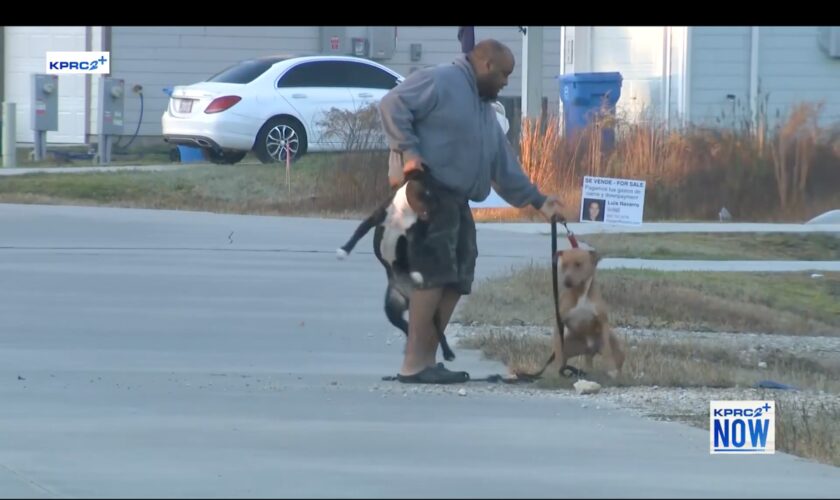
[{"xmin": 336, "ymin": 200, "xmax": 389, "ymax": 260}]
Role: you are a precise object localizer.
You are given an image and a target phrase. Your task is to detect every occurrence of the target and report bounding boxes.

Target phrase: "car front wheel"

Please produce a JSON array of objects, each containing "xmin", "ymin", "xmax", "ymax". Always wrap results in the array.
[{"xmin": 254, "ymin": 117, "xmax": 307, "ymax": 164}]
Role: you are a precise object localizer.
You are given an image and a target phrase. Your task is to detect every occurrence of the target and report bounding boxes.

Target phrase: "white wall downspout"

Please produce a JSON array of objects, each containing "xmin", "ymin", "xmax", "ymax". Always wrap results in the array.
[
  {"xmin": 749, "ymin": 26, "xmax": 760, "ymax": 126},
  {"xmin": 663, "ymin": 27, "xmax": 672, "ymax": 128},
  {"xmin": 682, "ymin": 27, "xmax": 692, "ymax": 128},
  {"xmin": 574, "ymin": 26, "xmax": 592, "ymax": 73},
  {"xmin": 558, "ymin": 26, "xmax": 566, "ymax": 132},
  {"xmin": 559, "ymin": 26, "xmax": 567, "ymax": 76}
]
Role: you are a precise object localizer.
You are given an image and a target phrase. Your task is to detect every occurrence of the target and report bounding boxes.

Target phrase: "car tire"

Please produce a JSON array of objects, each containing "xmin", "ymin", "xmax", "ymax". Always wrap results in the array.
[
  {"xmin": 203, "ymin": 149, "xmax": 248, "ymax": 165},
  {"xmin": 254, "ymin": 116, "xmax": 307, "ymax": 164}
]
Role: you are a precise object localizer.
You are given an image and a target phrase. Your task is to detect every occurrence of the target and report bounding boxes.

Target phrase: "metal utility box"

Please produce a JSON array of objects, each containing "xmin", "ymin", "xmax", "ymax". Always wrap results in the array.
[
  {"xmin": 351, "ymin": 37, "xmax": 369, "ymax": 57},
  {"xmin": 31, "ymin": 74, "xmax": 59, "ymax": 131},
  {"xmin": 369, "ymin": 27, "xmax": 396, "ymax": 60},
  {"xmin": 320, "ymin": 27, "xmax": 348, "ymax": 55},
  {"xmin": 410, "ymin": 43, "xmax": 422, "ymax": 62},
  {"xmin": 97, "ymin": 76, "xmax": 125, "ymax": 164},
  {"xmin": 319, "ymin": 27, "xmax": 396, "ymax": 60},
  {"xmin": 99, "ymin": 76, "xmax": 125, "ymax": 135}
]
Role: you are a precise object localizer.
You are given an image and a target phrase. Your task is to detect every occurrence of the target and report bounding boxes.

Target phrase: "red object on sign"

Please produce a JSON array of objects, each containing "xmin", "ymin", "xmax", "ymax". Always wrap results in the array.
[{"xmin": 330, "ymin": 36, "xmax": 339, "ymax": 50}]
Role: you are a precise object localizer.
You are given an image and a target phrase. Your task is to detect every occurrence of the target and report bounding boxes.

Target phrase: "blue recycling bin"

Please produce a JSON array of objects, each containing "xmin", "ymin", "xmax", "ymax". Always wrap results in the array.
[
  {"xmin": 559, "ymin": 72, "xmax": 623, "ymax": 151},
  {"xmin": 177, "ymin": 145, "xmax": 204, "ymax": 163}
]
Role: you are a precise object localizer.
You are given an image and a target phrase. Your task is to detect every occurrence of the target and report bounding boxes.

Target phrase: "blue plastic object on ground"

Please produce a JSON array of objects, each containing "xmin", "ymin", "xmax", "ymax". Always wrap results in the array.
[
  {"xmin": 177, "ymin": 146, "xmax": 204, "ymax": 163},
  {"xmin": 755, "ymin": 380, "xmax": 800, "ymax": 391}
]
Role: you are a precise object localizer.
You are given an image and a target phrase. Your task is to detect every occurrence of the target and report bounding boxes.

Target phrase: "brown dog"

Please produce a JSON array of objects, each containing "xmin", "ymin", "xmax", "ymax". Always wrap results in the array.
[{"xmin": 551, "ymin": 247, "xmax": 625, "ymax": 378}]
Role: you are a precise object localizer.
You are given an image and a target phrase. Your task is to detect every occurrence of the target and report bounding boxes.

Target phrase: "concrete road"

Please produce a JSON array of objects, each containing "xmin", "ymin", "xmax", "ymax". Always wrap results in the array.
[
  {"xmin": 0, "ymin": 165, "xmax": 199, "ymax": 176},
  {"xmin": 2, "ymin": 203, "xmax": 839, "ymax": 498}
]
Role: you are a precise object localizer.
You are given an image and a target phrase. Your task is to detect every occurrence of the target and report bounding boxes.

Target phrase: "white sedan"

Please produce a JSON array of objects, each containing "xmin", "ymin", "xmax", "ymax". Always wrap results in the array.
[{"xmin": 162, "ymin": 54, "xmax": 511, "ymax": 165}]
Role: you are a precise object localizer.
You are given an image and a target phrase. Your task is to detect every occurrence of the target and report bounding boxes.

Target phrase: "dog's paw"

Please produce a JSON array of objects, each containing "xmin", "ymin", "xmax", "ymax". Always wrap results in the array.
[
  {"xmin": 410, "ymin": 271, "xmax": 424, "ymax": 284},
  {"xmin": 336, "ymin": 248, "xmax": 349, "ymax": 260},
  {"xmin": 607, "ymin": 369, "xmax": 619, "ymax": 379}
]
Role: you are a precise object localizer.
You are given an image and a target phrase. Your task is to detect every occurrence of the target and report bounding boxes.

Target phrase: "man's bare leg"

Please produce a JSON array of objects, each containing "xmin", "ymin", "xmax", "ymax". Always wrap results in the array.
[
  {"xmin": 433, "ymin": 286, "xmax": 462, "ymax": 346},
  {"xmin": 400, "ymin": 287, "xmax": 444, "ymax": 376}
]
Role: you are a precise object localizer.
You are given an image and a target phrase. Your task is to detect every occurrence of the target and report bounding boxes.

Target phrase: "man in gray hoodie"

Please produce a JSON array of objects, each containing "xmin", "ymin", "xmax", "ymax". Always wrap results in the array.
[{"xmin": 379, "ymin": 39, "xmax": 566, "ymax": 384}]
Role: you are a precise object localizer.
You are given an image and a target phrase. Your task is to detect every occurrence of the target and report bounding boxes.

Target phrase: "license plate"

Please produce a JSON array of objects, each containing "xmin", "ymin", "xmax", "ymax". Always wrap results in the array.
[{"xmin": 177, "ymin": 99, "xmax": 193, "ymax": 113}]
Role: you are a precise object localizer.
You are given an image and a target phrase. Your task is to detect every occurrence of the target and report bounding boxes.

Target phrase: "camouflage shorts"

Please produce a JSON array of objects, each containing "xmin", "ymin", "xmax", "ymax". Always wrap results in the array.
[{"xmin": 408, "ymin": 190, "xmax": 478, "ymax": 295}]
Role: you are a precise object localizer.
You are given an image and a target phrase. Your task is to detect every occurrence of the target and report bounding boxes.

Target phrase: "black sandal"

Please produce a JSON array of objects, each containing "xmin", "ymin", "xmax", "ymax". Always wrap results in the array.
[{"xmin": 395, "ymin": 363, "xmax": 470, "ymax": 384}]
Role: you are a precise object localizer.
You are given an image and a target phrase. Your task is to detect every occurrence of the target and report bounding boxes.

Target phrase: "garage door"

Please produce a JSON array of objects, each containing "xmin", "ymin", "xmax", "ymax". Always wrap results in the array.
[
  {"xmin": 4, "ymin": 27, "xmax": 87, "ymax": 144},
  {"xmin": 591, "ymin": 27, "xmax": 664, "ymax": 122}
]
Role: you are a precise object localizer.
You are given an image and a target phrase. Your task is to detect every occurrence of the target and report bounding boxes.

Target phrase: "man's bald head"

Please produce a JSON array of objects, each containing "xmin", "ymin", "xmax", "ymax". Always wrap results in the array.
[
  {"xmin": 470, "ymin": 39, "xmax": 514, "ymax": 66},
  {"xmin": 468, "ymin": 39, "xmax": 515, "ymax": 100}
]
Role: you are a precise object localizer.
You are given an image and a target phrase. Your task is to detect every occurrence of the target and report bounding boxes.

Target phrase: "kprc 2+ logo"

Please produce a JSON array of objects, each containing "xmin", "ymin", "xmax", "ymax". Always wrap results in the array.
[
  {"xmin": 46, "ymin": 52, "xmax": 110, "ymax": 75},
  {"xmin": 710, "ymin": 400, "xmax": 775, "ymax": 454}
]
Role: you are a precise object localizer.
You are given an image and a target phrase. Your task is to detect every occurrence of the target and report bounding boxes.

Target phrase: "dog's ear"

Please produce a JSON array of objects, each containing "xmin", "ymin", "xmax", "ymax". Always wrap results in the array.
[
  {"xmin": 404, "ymin": 169, "xmax": 424, "ymax": 182},
  {"xmin": 405, "ymin": 182, "xmax": 420, "ymax": 206},
  {"xmin": 589, "ymin": 249, "xmax": 601, "ymax": 266}
]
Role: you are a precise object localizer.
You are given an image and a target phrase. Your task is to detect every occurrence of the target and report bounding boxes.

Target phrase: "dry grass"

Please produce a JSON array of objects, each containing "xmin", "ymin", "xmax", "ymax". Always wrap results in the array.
[
  {"xmin": 458, "ymin": 331, "xmax": 840, "ymax": 392},
  {"xmin": 677, "ymin": 396, "xmax": 840, "ymax": 467},
  {"xmin": 0, "ymin": 151, "xmax": 391, "ymax": 220},
  {"xmin": 580, "ymin": 232, "xmax": 840, "ymax": 261},
  {"xmin": 305, "ymin": 105, "xmax": 392, "ymax": 214},
  {"xmin": 459, "ymin": 254, "xmax": 840, "ymax": 466},
  {"xmin": 307, "ymin": 151, "xmax": 391, "ymax": 214},
  {"xmin": 0, "ymin": 104, "xmax": 393, "ymax": 219},
  {"xmin": 457, "ymin": 265, "xmax": 840, "ymax": 335},
  {"xmin": 458, "ymin": 329, "xmax": 840, "ymax": 466},
  {"xmin": 686, "ymin": 393, "xmax": 840, "ymax": 467},
  {"xmin": 502, "ymin": 98, "xmax": 840, "ymax": 223},
  {"xmin": 774, "ymin": 398, "xmax": 840, "ymax": 466},
  {"xmin": 0, "ymin": 163, "xmax": 322, "ymax": 215},
  {"xmin": 769, "ymin": 103, "xmax": 823, "ymax": 212}
]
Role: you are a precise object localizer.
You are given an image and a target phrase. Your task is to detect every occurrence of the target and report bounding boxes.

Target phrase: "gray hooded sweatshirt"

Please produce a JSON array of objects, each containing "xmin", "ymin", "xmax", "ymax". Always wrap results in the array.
[{"xmin": 378, "ymin": 54, "xmax": 547, "ymax": 210}]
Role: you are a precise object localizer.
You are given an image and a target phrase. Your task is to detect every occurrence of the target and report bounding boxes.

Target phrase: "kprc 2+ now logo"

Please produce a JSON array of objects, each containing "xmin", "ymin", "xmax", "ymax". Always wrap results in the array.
[
  {"xmin": 46, "ymin": 52, "xmax": 110, "ymax": 75},
  {"xmin": 710, "ymin": 400, "xmax": 775, "ymax": 454}
]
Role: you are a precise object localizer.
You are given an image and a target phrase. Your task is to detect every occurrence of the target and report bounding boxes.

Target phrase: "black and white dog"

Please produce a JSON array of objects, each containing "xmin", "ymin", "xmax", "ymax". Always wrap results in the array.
[{"xmin": 337, "ymin": 169, "xmax": 456, "ymax": 361}]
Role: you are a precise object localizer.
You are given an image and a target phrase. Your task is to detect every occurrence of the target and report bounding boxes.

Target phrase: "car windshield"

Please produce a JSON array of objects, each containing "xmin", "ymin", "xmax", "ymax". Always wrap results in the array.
[{"xmin": 206, "ymin": 58, "xmax": 286, "ymax": 84}]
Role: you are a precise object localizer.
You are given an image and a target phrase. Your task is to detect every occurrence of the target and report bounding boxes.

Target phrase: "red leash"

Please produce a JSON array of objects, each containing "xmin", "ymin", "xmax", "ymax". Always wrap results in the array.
[{"xmin": 553, "ymin": 219, "xmax": 579, "ymax": 265}]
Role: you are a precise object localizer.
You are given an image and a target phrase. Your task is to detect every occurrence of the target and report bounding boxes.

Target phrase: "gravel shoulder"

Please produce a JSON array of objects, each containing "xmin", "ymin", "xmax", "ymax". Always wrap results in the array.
[{"xmin": 422, "ymin": 323, "xmax": 840, "ymax": 443}]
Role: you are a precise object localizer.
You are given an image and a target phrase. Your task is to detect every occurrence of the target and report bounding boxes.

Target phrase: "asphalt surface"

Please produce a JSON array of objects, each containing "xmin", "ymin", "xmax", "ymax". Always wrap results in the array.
[
  {"xmin": 2, "ymin": 203, "xmax": 840, "ymax": 498},
  {"xmin": 0, "ymin": 165, "xmax": 196, "ymax": 176}
]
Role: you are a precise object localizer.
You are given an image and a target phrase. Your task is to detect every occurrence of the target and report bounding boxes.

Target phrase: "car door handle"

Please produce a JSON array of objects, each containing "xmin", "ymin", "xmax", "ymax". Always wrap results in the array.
[
  {"xmin": 358, "ymin": 93, "xmax": 373, "ymax": 98},
  {"xmin": 292, "ymin": 93, "xmax": 307, "ymax": 99}
]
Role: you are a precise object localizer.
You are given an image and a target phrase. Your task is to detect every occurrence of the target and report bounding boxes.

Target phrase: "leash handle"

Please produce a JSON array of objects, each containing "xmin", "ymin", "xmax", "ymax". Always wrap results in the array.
[{"xmin": 565, "ymin": 222, "xmax": 579, "ymax": 248}]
